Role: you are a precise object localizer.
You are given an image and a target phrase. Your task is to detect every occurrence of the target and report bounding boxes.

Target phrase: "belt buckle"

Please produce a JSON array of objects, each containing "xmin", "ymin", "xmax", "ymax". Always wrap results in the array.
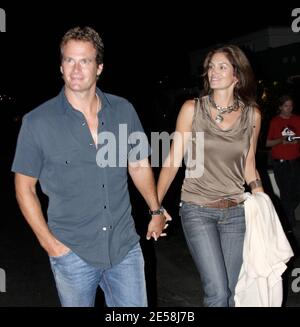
[
  {"xmin": 220, "ymin": 199, "xmax": 230, "ymax": 208},
  {"xmin": 223, "ymin": 199, "xmax": 231, "ymax": 209},
  {"xmin": 223, "ymin": 199, "xmax": 230, "ymax": 208},
  {"xmin": 226, "ymin": 198, "xmax": 236, "ymax": 208}
]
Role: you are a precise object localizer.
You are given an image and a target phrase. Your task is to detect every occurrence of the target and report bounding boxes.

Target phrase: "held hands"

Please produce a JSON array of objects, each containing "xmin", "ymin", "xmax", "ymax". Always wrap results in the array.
[{"xmin": 146, "ymin": 208, "xmax": 172, "ymax": 241}]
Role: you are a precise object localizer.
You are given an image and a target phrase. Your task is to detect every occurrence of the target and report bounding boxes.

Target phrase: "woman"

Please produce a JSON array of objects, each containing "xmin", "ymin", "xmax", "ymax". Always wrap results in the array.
[
  {"xmin": 266, "ymin": 95, "xmax": 300, "ymax": 232},
  {"xmin": 157, "ymin": 45, "xmax": 263, "ymax": 307}
]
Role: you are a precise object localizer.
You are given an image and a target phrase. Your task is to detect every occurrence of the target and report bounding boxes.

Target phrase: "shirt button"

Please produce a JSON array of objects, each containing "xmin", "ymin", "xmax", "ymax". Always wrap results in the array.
[
  {"xmin": 65, "ymin": 160, "xmax": 70, "ymax": 164},
  {"xmin": 102, "ymin": 227, "xmax": 107, "ymax": 231},
  {"xmin": 102, "ymin": 184, "xmax": 105, "ymax": 188},
  {"xmin": 101, "ymin": 122, "xmax": 104, "ymax": 125},
  {"xmin": 104, "ymin": 205, "xmax": 107, "ymax": 209},
  {"xmin": 109, "ymin": 225, "xmax": 112, "ymax": 229}
]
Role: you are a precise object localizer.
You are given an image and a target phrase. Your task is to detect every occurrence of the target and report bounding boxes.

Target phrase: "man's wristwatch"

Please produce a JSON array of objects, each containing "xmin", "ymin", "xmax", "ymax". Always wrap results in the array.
[{"xmin": 149, "ymin": 206, "xmax": 164, "ymax": 216}]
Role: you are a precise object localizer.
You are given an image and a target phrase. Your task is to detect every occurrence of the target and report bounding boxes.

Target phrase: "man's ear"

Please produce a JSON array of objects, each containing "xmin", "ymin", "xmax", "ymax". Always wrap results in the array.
[
  {"xmin": 97, "ymin": 64, "xmax": 104, "ymax": 77},
  {"xmin": 60, "ymin": 66, "xmax": 63, "ymax": 74}
]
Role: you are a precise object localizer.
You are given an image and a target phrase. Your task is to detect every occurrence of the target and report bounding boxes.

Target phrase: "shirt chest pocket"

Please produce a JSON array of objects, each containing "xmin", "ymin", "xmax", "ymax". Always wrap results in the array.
[{"xmin": 46, "ymin": 148, "xmax": 85, "ymax": 197}]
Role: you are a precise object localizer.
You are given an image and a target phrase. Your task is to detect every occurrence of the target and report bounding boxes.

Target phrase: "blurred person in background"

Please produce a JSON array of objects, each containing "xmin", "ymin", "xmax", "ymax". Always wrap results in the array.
[{"xmin": 266, "ymin": 95, "xmax": 300, "ymax": 232}]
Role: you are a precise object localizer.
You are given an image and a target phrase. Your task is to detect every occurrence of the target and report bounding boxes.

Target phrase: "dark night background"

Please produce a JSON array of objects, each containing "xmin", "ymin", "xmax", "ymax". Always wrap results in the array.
[
  {"xmin": 0, "ymin": 3, "xmax": 297, "ymax": 103},
  {"xmin": 0, "ymin": 1, "xmax": 300, "ymax": 312},
  {"xmin": 1, "ymin": 3, "xmax": 299, "ymax": 147}
]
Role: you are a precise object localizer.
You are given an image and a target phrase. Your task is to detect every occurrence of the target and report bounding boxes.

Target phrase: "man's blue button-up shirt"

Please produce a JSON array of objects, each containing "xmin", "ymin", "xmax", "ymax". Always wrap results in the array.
[{"xmin": 12, "ymin": 87, "xmax": 149, "ymax": 268}]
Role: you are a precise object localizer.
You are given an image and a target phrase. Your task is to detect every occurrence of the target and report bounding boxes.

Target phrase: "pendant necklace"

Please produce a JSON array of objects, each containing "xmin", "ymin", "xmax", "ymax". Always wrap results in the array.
[{"xmin": 209, "ymin": 95, "xmax": 238, "ymax": 124}]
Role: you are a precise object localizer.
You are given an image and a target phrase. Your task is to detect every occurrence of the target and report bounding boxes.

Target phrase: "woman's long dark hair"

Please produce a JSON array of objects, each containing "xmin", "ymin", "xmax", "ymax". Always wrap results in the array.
[{"xmin": 202, "ymin": 45, "xmax": 257, "ymax": 107}]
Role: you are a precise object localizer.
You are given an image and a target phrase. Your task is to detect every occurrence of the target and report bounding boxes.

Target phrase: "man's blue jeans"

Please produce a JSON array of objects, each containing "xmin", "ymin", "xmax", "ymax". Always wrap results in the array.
[
  {"xmin": 180, "ymin": 201, "xmax": 245, "ymax": 307},
  {"xmin": 49, "ymin": 242, "xmax": 147, "ymax": 307}
]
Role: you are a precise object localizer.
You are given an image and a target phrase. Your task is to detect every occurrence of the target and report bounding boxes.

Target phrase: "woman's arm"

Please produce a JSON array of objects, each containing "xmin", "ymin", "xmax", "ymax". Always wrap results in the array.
[
  {"xmin": 157, "ymin": 99, "xmax": 195, "ymax": 203},
  {"xmin": 244, "ymin": 107, "xmax": 264, "ymax": 193}
]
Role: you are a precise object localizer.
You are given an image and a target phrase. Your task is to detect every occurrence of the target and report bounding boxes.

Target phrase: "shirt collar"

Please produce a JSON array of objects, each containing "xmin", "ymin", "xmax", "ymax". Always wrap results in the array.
[{"xmin": 58, "ymin": 86, "xmax": 113, "ymax": 115}]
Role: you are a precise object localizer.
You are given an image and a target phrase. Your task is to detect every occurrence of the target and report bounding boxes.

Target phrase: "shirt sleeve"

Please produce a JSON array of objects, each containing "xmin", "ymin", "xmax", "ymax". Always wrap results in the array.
[
  {"xmin": 11, "ymin": 116, "xmax": 43, "ymax": 178},
  {"xmin": 127, "ymin": 104, "xmax": 151, "ymax": 162}
]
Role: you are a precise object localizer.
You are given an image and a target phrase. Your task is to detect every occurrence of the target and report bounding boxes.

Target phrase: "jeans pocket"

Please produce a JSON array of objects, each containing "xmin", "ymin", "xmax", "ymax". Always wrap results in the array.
[{"xmin": 49, "ymin": 249, "xmax": 72, "ymax": 261}]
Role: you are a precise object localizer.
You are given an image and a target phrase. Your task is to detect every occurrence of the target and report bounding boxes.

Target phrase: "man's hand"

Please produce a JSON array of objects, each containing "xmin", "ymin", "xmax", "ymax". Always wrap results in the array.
[
  {"xmin": 282, "ymin": 136, "xmax": 290, "ymax": 144},
  {"xmin": 46, "ymin": 238, "xmax": 71, "ymax": 257},
  {"xmin": 146, "ymin": 209, "xmax": 172, "ymax": 241}
]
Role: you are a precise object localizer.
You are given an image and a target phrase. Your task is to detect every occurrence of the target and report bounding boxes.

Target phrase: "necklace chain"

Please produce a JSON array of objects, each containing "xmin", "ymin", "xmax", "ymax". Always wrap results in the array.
[{"xmin": 209, "ymin": 95, "xmax": 239, "ymax": 123}]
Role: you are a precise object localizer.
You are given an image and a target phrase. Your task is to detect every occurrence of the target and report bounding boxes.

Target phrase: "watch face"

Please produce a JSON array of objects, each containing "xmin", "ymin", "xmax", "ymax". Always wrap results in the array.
[{"xmin": 149, "ymin": 207, "xmax": 164, "ymax": 215}]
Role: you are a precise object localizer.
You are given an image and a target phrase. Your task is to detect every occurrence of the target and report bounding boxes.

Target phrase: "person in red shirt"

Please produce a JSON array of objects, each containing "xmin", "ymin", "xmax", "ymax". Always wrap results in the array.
[{"xmin": 266, "ymin": 95, "xmax": 300, "ymax": 231}]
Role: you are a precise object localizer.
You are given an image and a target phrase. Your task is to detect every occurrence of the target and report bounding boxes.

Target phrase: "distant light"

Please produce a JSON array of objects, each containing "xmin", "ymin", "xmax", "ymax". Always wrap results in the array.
[
  {"xmin": 262, "ymin": 90, "xmax": 267, "ymax": 100},
  {"xmin": 0, "ymin": 94, "xmax": 15, "ymax": 102}
]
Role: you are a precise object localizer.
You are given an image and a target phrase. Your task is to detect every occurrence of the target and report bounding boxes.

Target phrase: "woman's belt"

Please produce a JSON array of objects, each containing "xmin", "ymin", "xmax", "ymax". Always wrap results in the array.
[{"xmin": 201, "ymin": 198, "xmax": 244, "ymax": 209}]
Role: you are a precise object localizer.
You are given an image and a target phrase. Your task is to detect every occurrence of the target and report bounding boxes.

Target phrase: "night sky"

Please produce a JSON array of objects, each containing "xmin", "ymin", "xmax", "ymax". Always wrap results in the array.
[{"xmin": 0, "ymin": 2, "xmax": 298, "ymax": 109}]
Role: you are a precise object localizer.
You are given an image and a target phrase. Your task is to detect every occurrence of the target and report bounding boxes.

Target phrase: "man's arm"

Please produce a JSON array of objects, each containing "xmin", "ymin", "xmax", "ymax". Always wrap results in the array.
[
  {"xmin": 128, "ymin": 159, "xmax": 171, "ymax": 241},
  {"xmin": 266, "ymin": 137, "xmax": 286, "ymax": 147},
  {"xmin": 15, "ymin": 173, "xmax": 70, "ymax": 256}
]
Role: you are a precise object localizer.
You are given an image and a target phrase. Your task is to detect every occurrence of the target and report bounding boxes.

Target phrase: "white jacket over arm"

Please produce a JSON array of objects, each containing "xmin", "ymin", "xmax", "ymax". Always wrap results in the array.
[{"xmin": 234, "ymin": 192, "xmax": 294, "ymax": 307}]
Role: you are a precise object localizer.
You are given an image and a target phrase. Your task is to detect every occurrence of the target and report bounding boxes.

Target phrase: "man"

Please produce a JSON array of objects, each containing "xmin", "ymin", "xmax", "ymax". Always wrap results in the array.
[
  {"xmin": 266, "ymin": 95, "xmax": 300, "ymax": 232},
  {"xmin": 12, "ymin": 26, "xmax": 170, "ymax": 307}
]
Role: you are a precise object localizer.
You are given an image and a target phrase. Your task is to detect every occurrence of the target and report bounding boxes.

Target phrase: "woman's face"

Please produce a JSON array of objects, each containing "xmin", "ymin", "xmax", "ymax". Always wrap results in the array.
[{"xmin": 207, "ymin": 52, "xmax": 238, "ymax": 91}]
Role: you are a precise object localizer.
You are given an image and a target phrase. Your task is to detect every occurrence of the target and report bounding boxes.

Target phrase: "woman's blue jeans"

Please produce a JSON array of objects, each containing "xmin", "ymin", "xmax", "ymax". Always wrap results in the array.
[
  {"xmin": 49, "ymin": 242, "xmax": 147, "ymax": 307},
  {"xmin": 180, "ymin": 201, "xmax": 245, "ymax": 307}
]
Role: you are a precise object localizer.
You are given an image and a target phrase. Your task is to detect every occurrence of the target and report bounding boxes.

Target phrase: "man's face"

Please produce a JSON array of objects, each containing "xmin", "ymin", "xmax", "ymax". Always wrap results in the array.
[
  {"xmin": 280, "ymin": 100, "xmax": 293, "ymax": 116},
  {"xmin": 60, "ymin": 40, "xmax": 103, "ymax": 92}
]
